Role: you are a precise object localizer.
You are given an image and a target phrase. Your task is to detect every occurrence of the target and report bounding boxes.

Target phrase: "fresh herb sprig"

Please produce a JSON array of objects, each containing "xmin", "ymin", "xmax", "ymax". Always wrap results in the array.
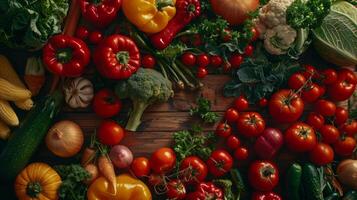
[{"xmin": 190, "ymin": 97, "xmax": 219, "ymax": 123}]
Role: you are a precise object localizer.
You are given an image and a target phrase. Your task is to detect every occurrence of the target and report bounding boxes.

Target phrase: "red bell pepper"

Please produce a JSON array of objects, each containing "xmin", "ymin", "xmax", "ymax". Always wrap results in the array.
[
  {"xmin": 42, "ymin": 34, "xmax": 90, "ymax": 77},
  {"xmin": 186, "ymin": 182, "xmax": 224, "ymax": 200},
  {"xmin": 252, "ymin": 192, "xmax": 282, "ymax": 200},
  {"xmin": 150, "ymin": 0, "xmax": 201, "ymax": 50},
  {"xmin": 79, "ymin": 0, "xmax": 122, "ymax": 28},
  {"xmin": 93, "ymin": 34, "xmax": 141, "ymax": 79}
]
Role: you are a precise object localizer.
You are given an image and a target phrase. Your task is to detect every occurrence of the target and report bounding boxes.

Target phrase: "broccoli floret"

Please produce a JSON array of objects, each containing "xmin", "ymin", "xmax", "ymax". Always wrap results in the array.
[{"xmin": 115, "ymin": 68, "xmax": 174, "ymax": 131}]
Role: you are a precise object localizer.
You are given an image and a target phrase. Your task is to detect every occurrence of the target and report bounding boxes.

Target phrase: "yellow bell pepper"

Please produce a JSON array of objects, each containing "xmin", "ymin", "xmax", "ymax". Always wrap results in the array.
[
  {"xmin": 87, "ymin": 174, "xmax": 152, "ymax": 200},
  {"xmin": 123, "ymin": 0, "xmax": 176, "ymax": 34}
]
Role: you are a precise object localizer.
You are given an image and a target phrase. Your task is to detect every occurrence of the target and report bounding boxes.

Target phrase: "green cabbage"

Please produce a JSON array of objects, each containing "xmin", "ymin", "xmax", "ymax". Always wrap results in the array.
[
  {"xmin": 313, "ymin": 1, "xmax": 357, "ymax": 66},
  {"xmin": 0, "ymin": 0, "xmax": 69, "ymax": 50}
]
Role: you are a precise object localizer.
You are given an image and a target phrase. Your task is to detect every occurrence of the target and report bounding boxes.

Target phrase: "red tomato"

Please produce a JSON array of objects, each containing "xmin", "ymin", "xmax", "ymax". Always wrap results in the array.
[
  {"xmin": 284, "ymin": 122, "xmax": 317, "ymax": 152},
  {"xmin": 234, "ymin": 96, "xmax": 249, "ymax": 111},
  {"xmin": 321, "ymin": 69, "xmax": 338, "ymax": 85},
  {"xmin": 333, "ymin": 137, "xmax": 356, "ymax": 157},
  {"xmin": 226, "ymin": 135, "xmax": 241, "ymax": 150},
  {"xmin": 97, "ymin": 120, "xmax": 125, "ymax": 146},
  {"xmin": 340, "ymin": 120, "xmax": 357, "ymax": 137},
  {"xmin": 225, "ymin": 108, "xmax": 239, "ymax": 123},
  {"xmin": 334, "ymin": 107, "xmax": 349, "ymax": 126},
  {"xmin": 252, "ymin": 192, "xmax": 282, "ymax": 200},
  {"xmin": 309, "ymin": 143, "xmax": 334, "ymax": 166},
  {"xmin": 251, "ymin": 27, "xmax": 260, "ymax": 42},
  {"xmin": 197, "ymin": 67, "xmax": 208, "ymax": 78},
  {"xmin": 244, "ymin": 45, "xmax": 254, "ymax": 57},
  {"xmin": 141, "ymin": 55, "xmax": 156, "ymax": 68},
  {"xmin": 150, "ymin": 147, "xmax": 176, "ymax": 174},
  {"xmin": 315, "ymin": 99, "xmax": 336, "ymax": 117},
  {"xmin": 215, "ymin": 122, "xmax": 232, "ymax": 138},
  {"xmin": 75, "ymin": 26, "xmax": 89, "ymax": 40},
  {"xmin": 268, "ymin": 90, "xmax": 304, "ymax": 123},
  {"xmin": 288, "ymin": 73, "xmax": 307, "ymax": 90},
  {"xmin": 234, "ymin": 147, "xmax": 249, "ymax": 161},
  {"xmin": 328, "ymin": 68, "xmax": 357, "ymax": 101},
  {"xmin": 320, "ymin": 125, "xmax": 340, "ymax": 144},
  {"xmin": 210, "ymin": 55, "xmax": 223, "ymax": 68},
  {"xmin": 93, "ymin": 89, "xmax": 122, "ymax": 118},
  {"xmin": 229, "ymin": 54, "xmax": 243, "ymax": 68},
  {"xmin": 196, "ymin": 54, "xmax": 210, "ymax": 67},
  {"xmin": 237, "ymin": 112, "xmax": 266, "ymax": 137},
  {"xmin": 302, "ymin": 64, "xmax": 318, "ymax": 79},
  {"xmin": 306, "ymin": 112, "xmax": 325, "ymax": 130},
  {"xmin": 88, "ymin": 30, "xmax": 103, "ymax": 44},
  {"xmin": 258, "ymin": 98, "xmax": 268, "ymax": 108},
  {"xmin": 131, "ymin": 157, "xmax": 150, "ymax": 178},
  {"xmin": 181, "ymin": 52, "xmax": 196, "ymax": 66},
  {"xmin": 167, "ymin": 179, "xmax": 186, "ymax": 200},
  {"xmin": 207, "ymin": 149, "xmax": 233, "ymax": 177},
  {"xmin": 248, "ymin": 161, "xmax": 279, "ymax": 192},
  {"xmin": 301, "ymin": 83, "xmax": 323, "ymax": 103},
  {"xmin": 180, "ymin": 156, "xmax": 208, "ymax": 184}
]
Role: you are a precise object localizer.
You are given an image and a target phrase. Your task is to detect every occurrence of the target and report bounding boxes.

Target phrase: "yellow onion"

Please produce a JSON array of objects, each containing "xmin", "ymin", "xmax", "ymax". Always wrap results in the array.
[
  {"xmin": 337, "ymin": 159, "xmax": 357, "ymax": 190},
  {"xmin": 46, "ymin": 120, "xmax": 84, "ymax": 158}
]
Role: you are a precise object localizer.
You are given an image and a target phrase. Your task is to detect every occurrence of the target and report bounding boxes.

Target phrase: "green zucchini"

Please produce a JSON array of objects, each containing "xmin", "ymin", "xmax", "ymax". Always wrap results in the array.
[
  {"xmin": 302, "ymin": 163, "xmax": 324, "ymax": 200},
  {"xmin": 286, "ymin": 163, "xmax": 302, "ymax": 200},
  {"xmin": 0, "ymin": 91, "xmax": 63, "ymax": 181}
]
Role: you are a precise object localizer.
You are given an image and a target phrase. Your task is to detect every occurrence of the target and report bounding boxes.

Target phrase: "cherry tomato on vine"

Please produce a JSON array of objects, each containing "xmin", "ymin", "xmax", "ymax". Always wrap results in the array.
[
  {"xmin": 225, "ymin": 108, "xmax": 239, "ymax": 123},
  {"xmin": 315, "ymin": 99, "xmax": 336, "ymax": 117},
  {"xmin": 75, "ymin": 26, "xmax": 89, "ymax": 40},
  {"xmin": 180, "ymin": 156, "xmax": 208, "ymax": 184},
  {"xmin": 301, "ymin": 83, "xmax": 323, "ymax": 103},
  {"xmin": 244, "ymin": 45, "xmax": 254, "ymax": 57},
  {"xmin": 234, "ymin": 96, "xmax": 249, "ymax": 111},
  {"xmin": 334, "ymin": 107, "xmax": 349, "ymax": 126},
  {"xmin": 234, "ymin": 147, "xmax": 249, "ymax": 161},
  {"xmin": 215, "ymin": 122, "xmax": 232, "ymax": 138},
  {"xmin": 320, "ymin": 124, "xmax": 340, "ymax": 144},
  {"xmin": 258, "ymin": 98, "xmax": 268, "ymax": 108},
  {"xmin": 248, "ymin": 161, "xmax": 279, "ymax": 192},
  {"xmin": 229, "ymin": 54, "xmax": 243, "ymax": 68},
  {"xmin": 181, "ymin": 52, "xmax": 196, "ymax": 66},
  {"xmin": 197, "ymin": 67, "xmax": 208, "ymax": 78},
  {"xmin": 340, "ymin": 120, "xmax": 357, "ymax": 137},
  {"xmin": 97, "ymin": 120, "xmax": 125, "ymax": 146},
  {"xmin": 207, "ymin": 149, "xmax": 233, "ymax": 177},
  {"xmin": 88, "ymin": 30, "xmax": 103, "ymax": 44},
  {"xmin": 226, "ymin": 135, "xmax": 241, "ymax": 150},
  {"xmin": 251, "ymin": 27, "xmax": 259, "ymax": 42},
  {"xmin": 141, "ymin": 55, "xmax": 156, "ymax": 68},
  {"xmin": 327, "ymin": 68, "xmax": 357, "ymax": 101},
  {"xmin": 302, "ymin": 64, "xmax": 318, "ymax": 79},
  {"xmin": 237, "ymin": 112, "xmax": 266, "ymax": 138},
  {"xmin": 333, "ymin": 137, "xmax": 356, "ymax": 157},
  {"xmin": 210, "ymin": 55, "xmax": 223, "ymax": 68},
  {"xmin": 321, "ymin": 69, "xmax": 338, "ymax": 85},
  {"xmin": 150, "ymin": 147, "xmax": 176, "ymax": 174},
  {"xmin": 93, "ymin": 89, "xmax": 122, "ymax": 118},
  {"xmin": 130, "ymin": 157, "xmax": 150, "ymax": 178},
  {"xmin": 196, "ymin": 54, "xmax": 210, "ymax": 67},
  {"xmin": 166, "ymin": 179, "xmax": 186, "ymax": 200},
  {"xmin": 306, "ymin": 112, "xmax": 325, "ymax": 130},
  {"xmin": 309, "ymin": 143, "xmax": 334, "ymax": 166},
  {"xmin": 288, "ymin": 73, "xmax": 307, "ymax": 90}
]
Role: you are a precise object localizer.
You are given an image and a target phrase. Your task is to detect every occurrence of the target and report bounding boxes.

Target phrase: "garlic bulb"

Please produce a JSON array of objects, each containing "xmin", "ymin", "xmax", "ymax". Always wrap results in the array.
[{"xmin": 64, "ymin": 77, "xmax": 94, "ymax": 108}]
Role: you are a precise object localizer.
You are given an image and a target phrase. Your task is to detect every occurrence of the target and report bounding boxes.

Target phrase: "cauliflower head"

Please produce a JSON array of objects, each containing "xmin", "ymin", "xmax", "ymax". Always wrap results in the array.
[
  {"xmin": 258, "ymin": 0, "xmax": 295, "ymax": 29},
  {"xmin": 264, "ymin": 25, "xmax": 297, "ymax": 55}
]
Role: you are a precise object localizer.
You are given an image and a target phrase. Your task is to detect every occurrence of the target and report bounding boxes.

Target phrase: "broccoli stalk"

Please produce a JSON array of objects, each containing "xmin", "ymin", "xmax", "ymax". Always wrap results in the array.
[{"xmin": 115, "ymin": 68, "xmax": 174, "ymax": 131}]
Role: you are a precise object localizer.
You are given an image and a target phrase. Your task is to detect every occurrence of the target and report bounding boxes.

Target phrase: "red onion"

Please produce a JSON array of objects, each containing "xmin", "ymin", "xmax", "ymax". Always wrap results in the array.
[
  {"xmin": 254, "ymin": 128, "xmax": 283, "ymax": 159},
  {"xmin": 109, "ymin": 145, "xmax": 133, "ymax": 169}
]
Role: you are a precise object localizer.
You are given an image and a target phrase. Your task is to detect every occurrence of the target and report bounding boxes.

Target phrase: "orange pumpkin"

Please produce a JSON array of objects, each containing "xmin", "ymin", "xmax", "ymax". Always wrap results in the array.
[{"xmin": 15, "ymin": 162, "xmax": 62, "ymax": 200}]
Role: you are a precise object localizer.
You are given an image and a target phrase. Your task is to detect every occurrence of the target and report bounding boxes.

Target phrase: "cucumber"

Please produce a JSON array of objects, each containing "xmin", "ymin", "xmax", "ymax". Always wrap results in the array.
[
  {"xmin": 286, "ymin": 163, "xmax": 302, "ymax": 200},
  {"xmin": 0, "ymin": 91, "xmax": 63, "ymax": 181},
  {"xmin": 302, "ymin": 163, "xmax": 324, "ymax": 200}
]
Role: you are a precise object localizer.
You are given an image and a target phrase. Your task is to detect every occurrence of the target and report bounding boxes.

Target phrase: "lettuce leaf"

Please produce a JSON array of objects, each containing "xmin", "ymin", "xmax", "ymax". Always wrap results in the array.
[{"xmin": 0, "ymin": 0, "xmax": 69, "ymax": 50}]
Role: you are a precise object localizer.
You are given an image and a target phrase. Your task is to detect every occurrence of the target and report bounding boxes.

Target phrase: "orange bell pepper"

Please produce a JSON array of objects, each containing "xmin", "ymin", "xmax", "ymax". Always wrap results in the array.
[{"xmin": 122, "ymin": 0, "xmax": 176, "ymax": 34}]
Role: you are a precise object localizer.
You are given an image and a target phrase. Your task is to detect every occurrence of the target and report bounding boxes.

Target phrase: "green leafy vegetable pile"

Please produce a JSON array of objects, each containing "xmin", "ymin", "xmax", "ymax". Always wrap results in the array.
[
  {"xmin": 190, "ymin": 97, "xmax": 219, "ymax": 123},
  {"xmin": 54, "ymin": 164, "xmax": 90, "ymax": 200},
  {"xmin": 0, "ymin": 0, "xmax": 69, "ymax": 49}
]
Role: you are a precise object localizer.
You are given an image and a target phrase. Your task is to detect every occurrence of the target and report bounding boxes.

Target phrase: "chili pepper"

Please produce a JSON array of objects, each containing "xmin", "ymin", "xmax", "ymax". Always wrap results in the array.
[
  {"xmin": 150, "ymin": 0, "xmax": 201, "ymax": 50},
  {"xmin": 122, "ymin": 0, "xmax": 177, "ymax": 34},
  {"xmin": 87, "ymin": 174, "xmax": 152, "ymax": 200},
  {"xmin": 252, "ymin": 192, "xmax": 282, "ymax": 200},
  {"xmin": 42, "ymin": 34, "xmax": 90, "ymax": 77},
  {"xmin": 186, "ymin": 182, "xmax": 224, "ymax": 200},
  {"xmin": 79, "ymin": 0, "xmax": 122, "ymax": 28},
  {"xmin": 93, "ymin": 34, "xmax": 141, "ymax": 80}
]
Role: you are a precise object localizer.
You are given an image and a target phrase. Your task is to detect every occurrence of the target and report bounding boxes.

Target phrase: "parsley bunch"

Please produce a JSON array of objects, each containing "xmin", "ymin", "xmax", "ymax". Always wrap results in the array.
[{"xmin": 190, "ymin": 97, "xmax": 219, "ymax": 123}]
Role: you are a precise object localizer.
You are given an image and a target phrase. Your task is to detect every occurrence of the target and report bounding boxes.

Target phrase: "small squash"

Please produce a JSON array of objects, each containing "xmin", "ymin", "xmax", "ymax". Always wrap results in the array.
[
  {"xmin": 63, "ymin": 77, "xmax": 94, "ymax": 109},
  {"xmin": 15, "ymin": 162, "xmax": 62, "ymax": 200}
]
